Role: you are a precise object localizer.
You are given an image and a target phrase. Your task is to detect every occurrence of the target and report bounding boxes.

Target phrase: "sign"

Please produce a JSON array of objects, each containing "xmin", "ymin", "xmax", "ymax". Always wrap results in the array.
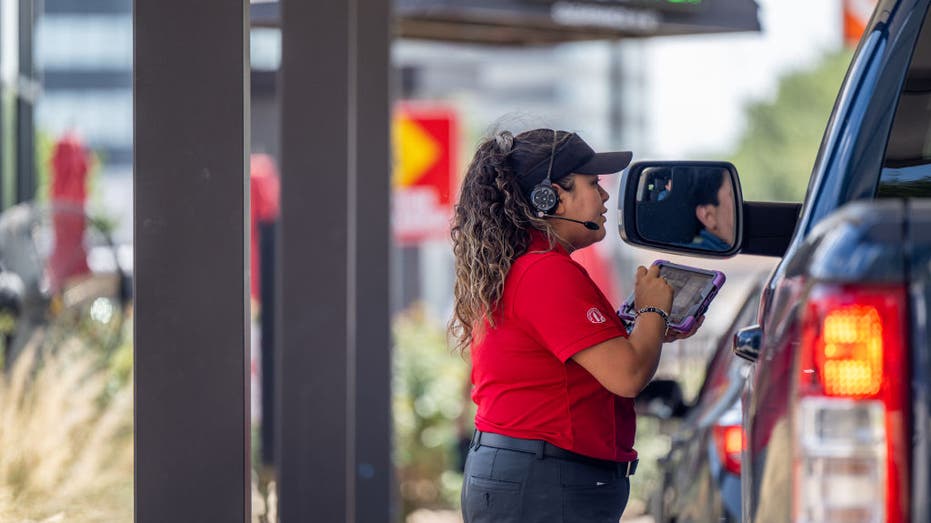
[{"xmin": 392, "ymin": 105, "xmax": 458, "ymax": 244}]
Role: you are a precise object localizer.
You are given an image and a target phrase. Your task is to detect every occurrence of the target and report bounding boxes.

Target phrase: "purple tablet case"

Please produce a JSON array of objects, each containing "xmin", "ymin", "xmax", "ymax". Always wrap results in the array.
[{"xmin": 617, "ymin": 260, "xmax": 725, "ymax": 333}]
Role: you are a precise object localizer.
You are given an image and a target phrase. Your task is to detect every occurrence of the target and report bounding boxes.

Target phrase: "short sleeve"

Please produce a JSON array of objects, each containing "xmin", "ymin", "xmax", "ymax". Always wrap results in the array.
[{"xmin": 512, "ymin": 255, "xmax": 627, "ymax": 362}]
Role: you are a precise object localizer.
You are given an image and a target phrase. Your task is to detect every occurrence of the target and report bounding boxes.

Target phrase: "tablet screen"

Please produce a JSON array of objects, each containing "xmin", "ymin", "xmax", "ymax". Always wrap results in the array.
[{"xmin": 659, "ymin": 265, "xmax": 714, "ymax": 324}]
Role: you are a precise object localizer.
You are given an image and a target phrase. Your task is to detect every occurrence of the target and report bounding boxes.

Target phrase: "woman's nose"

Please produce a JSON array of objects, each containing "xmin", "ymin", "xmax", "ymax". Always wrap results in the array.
[{"xmin": 599, "ymin": 185, "xmax": 609, "ymax": 201}]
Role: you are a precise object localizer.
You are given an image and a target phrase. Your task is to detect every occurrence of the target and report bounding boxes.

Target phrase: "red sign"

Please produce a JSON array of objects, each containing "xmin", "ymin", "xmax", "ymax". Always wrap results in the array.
[{"xmin": 392, "ymin": 104, "xmax": 458, "ymax": 244}]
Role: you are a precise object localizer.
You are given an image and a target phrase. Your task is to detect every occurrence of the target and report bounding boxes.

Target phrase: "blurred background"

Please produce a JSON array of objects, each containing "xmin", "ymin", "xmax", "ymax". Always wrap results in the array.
[{"xmin": 0, "ymin": 0, "xmax": 871, "ymax": 521}]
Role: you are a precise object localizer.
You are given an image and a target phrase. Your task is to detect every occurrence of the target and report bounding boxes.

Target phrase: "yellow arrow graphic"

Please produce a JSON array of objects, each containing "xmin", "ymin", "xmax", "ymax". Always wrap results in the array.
[{"xmin": 393, "ymin": 114, "xmax": 441, "ymax": 188}]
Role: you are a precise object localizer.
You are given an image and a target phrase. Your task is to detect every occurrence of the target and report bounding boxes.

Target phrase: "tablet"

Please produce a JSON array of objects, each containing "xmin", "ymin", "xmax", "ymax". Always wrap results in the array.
[{"xmin": 617, "ymin": 260, "xmax": 726, "ymax": 333}]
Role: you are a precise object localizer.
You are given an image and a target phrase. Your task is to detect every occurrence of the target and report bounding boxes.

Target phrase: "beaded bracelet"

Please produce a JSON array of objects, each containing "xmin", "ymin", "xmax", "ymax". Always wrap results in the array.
[{"xmin": 636, "ymin": 306, "xmax": 670, "ymax": 333}]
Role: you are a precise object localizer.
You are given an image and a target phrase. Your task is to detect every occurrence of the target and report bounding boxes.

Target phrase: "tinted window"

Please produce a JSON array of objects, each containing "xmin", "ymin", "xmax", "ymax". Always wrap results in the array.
[{"xmin": 879, "ymin": 10, "xmax": 931, "ymax": 197}]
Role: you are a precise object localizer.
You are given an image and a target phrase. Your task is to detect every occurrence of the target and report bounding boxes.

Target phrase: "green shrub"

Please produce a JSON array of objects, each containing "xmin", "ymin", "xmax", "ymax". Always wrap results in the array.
[{"xmin": 392, "ymin": 306, "xmax": 471, "ymax": 519}]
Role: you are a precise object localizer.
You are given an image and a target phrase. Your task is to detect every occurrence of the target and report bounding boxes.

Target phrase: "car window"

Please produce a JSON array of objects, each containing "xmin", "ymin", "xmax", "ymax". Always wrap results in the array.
[
  {"xmin": 695, "ymin": 282, "xmax": 762, "ymax": 401},
  {"xmin": 879, "ymin": 10, "xmax": 931, "ymax": 197}
]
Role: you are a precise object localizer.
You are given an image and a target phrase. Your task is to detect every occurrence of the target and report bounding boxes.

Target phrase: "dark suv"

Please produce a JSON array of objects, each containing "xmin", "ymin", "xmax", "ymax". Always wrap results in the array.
[{"xmin": 618, "ymin": 1, "xmax": 931, "ymax": 521}]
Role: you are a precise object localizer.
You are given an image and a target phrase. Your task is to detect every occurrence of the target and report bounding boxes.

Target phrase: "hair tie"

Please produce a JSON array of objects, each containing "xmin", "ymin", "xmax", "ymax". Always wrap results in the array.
[{"xmin": 494, "ymin": 131, "xmax": 514, "ymax": 154}]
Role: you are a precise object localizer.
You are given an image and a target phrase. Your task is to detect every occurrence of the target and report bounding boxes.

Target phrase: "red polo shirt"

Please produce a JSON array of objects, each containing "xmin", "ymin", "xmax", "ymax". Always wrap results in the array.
[{"xmin": 470, "ymin": 231, "xmax": 637, "ymax": 462}]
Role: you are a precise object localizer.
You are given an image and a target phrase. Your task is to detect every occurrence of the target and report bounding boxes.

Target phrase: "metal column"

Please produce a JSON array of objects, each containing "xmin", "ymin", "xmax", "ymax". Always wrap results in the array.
[
  {"xmin": 353, "ymin": 1, "xmax": 393, "ymax": 518},
  {"xmin": 15, "ymin": 0, "xmax": 34, "ymax": 203},
  {"xmin": 0, "ymin": 0, "xmax": 5, "ymax": 209},
  {"xmin": 277, "ymin": 0, "xmax": 392, "ymax": 520},
  {"xmin": 134, "ymin": 0, "xmax": 251, "ymax": 521}
]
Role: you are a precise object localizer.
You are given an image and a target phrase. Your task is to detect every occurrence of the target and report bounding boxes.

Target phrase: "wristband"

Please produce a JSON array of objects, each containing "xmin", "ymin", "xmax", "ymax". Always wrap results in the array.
[{"xmin": 636, "ymin": 306, "xmax": 670, "ymax": 333}]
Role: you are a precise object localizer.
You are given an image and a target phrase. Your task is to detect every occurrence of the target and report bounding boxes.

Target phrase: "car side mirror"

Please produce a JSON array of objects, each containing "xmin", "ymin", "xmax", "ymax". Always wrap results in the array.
[
  {"xmin": 618, "ymin": 161, "xmax": 743, "ymax": 258},
  {"xmin": 635, "ymin": 379, "xmax": 688, "ymax": 419}
]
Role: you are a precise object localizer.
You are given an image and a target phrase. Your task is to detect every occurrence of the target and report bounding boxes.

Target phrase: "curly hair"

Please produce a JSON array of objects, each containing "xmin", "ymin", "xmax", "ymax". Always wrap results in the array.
[{"xmin": 448, "ymin": 129, "xmax": 574, "ymax": 353}]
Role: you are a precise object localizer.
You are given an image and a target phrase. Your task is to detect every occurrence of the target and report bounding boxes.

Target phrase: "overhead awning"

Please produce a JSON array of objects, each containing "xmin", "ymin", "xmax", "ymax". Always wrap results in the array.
[{"xmin": 251, "ymin": 0, "xmax": 760, "ymax": 45}]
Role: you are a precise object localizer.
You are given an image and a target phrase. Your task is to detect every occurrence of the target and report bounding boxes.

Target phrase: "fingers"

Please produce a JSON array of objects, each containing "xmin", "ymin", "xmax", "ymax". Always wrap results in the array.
[
  {"xmin": 664, "ymin": 329, "xmax": 686, "ymax": 342},
  {"xmin": 636, "ymin": 264, "xmax": 667, "ymax": 281},
  {"xmin": 681, "ymin": 318, "xmax": 701, "ymax": 338},
  {"xmin": 647, "ymin": 265, "xmax": 671, "ymax": 292},
  {"xmin": 636, "ymin": 265, "xmax": 668, "ymax": 287},
  {"xmin": 634, "ymin": 264, "xmax": 675, "ymax": 313}
]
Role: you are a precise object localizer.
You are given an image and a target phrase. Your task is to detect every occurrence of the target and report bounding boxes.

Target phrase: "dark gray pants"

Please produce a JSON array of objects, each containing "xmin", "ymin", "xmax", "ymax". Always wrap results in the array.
[{"xmin": 461, "ymin": 444, "xmax": 630, "ymax": 523}]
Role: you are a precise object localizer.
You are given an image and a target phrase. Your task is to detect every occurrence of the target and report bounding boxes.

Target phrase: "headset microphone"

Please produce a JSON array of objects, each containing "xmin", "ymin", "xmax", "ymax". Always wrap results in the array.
[{"xmin": 545, "ymin": 215, "xmax": 600, "ymax": 231}]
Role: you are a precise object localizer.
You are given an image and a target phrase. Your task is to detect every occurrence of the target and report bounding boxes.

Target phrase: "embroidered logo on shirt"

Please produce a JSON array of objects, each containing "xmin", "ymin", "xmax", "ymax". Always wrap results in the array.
[{"xmin": 586, "ymin": 307, "xmax": 607, "ymax": 324}]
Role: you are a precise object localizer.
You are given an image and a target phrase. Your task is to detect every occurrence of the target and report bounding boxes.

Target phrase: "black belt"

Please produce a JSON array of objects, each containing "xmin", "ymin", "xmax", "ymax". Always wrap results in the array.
[{"xmin": 471, "ymin": 430, "xmax": 638, "ymax": 477}]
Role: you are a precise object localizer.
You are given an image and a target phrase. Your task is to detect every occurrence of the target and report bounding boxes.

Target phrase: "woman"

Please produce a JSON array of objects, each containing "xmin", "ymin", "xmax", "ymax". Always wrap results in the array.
[{"xmin": 450, "ymin": 128, "xmax": 700, "ymax": 522}]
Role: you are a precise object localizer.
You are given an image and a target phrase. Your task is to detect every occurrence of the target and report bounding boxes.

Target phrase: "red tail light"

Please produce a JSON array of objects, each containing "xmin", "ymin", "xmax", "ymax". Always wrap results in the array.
[
  {"xmin": 712, "ymin": 424, "xmax": 743, "ymax": 475},
  {"xmin": 794, "ymin": 284, "xmax": 909, "ymax": 523}
]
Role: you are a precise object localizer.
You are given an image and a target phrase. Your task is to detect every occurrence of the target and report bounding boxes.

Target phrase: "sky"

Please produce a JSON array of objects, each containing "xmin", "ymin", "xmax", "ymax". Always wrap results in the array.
[{"xmin": 641, "ymin": 0, "xmax": 844, "ymax": 158}]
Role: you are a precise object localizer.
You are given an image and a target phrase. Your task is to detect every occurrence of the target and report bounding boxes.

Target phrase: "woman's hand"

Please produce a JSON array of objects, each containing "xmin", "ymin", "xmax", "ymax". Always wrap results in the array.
[
  {"xmin": 633, "ymin": 265, "xmax": 674, "ymax": 313},
  {"xmin": 664, "ymin": 315, "xmax": 704, "ymax": 342}
]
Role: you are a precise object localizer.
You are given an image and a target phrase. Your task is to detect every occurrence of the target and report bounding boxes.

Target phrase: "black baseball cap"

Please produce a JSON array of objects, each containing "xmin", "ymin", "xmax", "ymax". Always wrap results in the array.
[{"xmin": 510, "ymin": 131, "xmax": 632, "ymax": 196}]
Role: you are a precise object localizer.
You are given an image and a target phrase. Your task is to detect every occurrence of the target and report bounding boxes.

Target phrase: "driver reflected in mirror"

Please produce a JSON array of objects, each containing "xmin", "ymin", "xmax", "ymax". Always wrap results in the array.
[
  {"xmin": 688, "ymin": 168, "xmax": 735, "ymax": 250},
  {"xmin": 634, "ymin": 166, "xmax": 736, "ymax": 252}
]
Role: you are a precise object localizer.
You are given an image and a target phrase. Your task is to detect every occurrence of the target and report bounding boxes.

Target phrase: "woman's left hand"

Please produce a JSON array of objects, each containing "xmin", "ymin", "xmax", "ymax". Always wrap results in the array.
[{"xmin": 664, "ymin": 315, "xmax": 704, "ymax": 342}]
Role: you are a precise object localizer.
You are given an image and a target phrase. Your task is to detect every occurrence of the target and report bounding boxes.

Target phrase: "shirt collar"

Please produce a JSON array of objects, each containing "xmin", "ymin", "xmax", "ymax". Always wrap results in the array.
[
  {"xmin": 527, "ymin": 228, "xmax": 568, "ymax": 255},
  {"xmin": 698, "ymin": 228, "xmax": 730, "ymax": 251}
]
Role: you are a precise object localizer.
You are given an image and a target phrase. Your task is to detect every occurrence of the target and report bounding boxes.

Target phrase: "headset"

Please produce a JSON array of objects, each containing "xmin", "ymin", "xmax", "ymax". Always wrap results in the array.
[
  {"xmin": 529, "ymin": 129, "xmax": 560, "ymax": 216},
  {"xmin": 527, "ymin": 130, "xmax": 601, "ymax": 231}
]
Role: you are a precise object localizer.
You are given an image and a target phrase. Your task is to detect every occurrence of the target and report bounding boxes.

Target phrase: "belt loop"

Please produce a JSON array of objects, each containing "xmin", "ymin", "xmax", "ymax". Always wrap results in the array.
[
  {"xmin": 534, "ymin": 440, "xmax": 544, "ymax": 460},
  {"xmin": 471, "ymin": 429, "xmax": 482, "ymax": 450}
]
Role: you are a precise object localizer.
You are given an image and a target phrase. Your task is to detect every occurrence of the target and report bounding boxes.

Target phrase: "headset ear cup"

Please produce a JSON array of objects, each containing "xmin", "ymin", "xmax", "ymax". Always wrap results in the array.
[
  {"xmin": 530, "ymin": 129, "xmax": 560, "ymax": 215},
  {"xmin": 530, "ymin": 184, "xmax": 558, "ymax": 215}
]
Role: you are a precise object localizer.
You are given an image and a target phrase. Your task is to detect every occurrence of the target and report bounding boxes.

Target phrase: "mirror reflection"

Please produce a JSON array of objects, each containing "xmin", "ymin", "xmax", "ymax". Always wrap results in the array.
[{"xmin": 635, "ymin": 166, "xmax": 737, "ymax": 252}]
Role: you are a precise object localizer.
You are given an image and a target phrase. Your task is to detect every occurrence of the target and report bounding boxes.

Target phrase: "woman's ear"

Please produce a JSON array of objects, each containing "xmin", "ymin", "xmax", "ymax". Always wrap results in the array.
[{"xmin": 551, "ymin": 183, "xmax": 567, "ymax": 215}]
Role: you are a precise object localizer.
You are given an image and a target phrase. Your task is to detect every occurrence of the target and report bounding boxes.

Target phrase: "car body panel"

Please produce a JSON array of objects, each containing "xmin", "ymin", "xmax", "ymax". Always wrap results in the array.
[{"xmin": 907, "ymin": 199, "xmax": 931, "ymax": 523}]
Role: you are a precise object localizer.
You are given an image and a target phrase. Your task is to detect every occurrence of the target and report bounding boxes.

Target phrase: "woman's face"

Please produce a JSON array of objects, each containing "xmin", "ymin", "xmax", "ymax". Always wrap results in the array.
[{"xmin": 553, "ymin": 174, "xmax": 610, "ymax": 249}]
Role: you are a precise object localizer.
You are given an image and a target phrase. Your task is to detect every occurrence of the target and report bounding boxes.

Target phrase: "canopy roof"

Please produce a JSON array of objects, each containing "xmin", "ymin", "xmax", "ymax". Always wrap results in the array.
[{"xmin": 251, "ymin": 0, "xmax": 760, "ymax": 45}]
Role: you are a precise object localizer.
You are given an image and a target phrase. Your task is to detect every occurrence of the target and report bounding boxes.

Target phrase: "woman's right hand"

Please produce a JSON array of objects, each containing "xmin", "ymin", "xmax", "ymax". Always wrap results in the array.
[{"xmin": 633, "ymin": 265, "xmax": 674, "ymax": 313}]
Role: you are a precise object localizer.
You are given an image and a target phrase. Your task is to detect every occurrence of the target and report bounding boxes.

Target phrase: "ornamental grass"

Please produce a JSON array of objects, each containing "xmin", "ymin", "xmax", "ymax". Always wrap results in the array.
[{"xmin": 0, "ymin": 337, "xmax": 133, "ymax": 522}]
